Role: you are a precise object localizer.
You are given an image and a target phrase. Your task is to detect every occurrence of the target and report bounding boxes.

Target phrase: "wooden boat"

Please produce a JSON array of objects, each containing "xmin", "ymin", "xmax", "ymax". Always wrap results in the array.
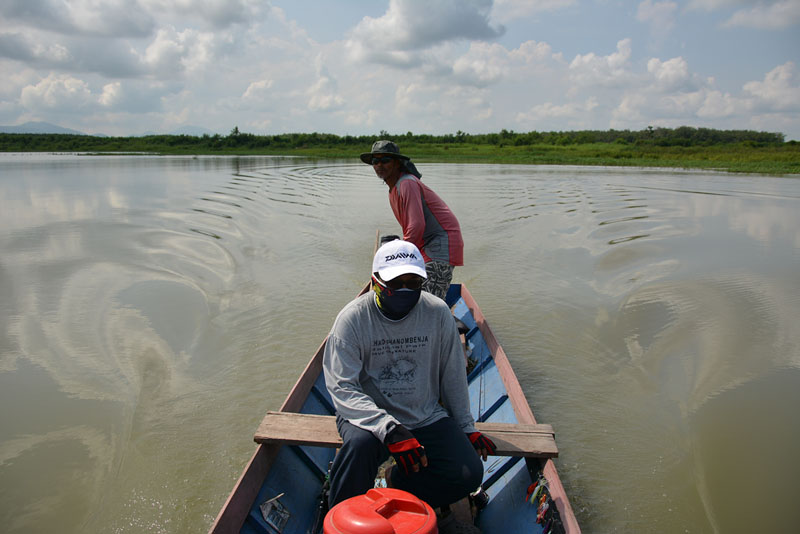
[{"xmin": 210, "ymin": 276, "xmax": 580, "ymax": 533}]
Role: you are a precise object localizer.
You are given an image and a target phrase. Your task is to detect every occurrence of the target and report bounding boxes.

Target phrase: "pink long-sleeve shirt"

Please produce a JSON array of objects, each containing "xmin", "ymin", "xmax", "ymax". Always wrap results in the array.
[{"xmin": 389, "ymin": 174, "xmax": 463, "ymax": 266}]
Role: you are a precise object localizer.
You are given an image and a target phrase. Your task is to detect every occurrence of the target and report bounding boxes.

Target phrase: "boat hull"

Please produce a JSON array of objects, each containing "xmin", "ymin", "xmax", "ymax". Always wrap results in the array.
[{"xmin": 210, "ymin": 283, "xmax": 579, "ymax": 534}]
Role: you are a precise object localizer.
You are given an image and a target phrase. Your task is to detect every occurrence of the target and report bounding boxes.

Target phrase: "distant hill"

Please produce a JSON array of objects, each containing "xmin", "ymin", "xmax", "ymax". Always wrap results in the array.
[
  {"xmin": 0, "ymin": 121, "xmax": 217, "ymax": 137},
  {"xmin": 135, "ymin": 125, "xmax": 219, "ymax": 137},
  {"xmin": 0, "ymin": 121, "xmax": 88, "ymax": 135}
]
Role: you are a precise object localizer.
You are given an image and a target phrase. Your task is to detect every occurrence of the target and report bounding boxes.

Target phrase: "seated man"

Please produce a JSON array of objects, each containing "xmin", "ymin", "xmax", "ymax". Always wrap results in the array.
[{"xmin": 322, "ymin": 239, "xmax": 495, "ymax": 517}]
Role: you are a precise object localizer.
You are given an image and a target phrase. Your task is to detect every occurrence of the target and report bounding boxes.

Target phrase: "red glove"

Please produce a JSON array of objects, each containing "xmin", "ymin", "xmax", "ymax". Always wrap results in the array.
[
  {"xmin": 468, "ymin": 432, "xmax": 496, "ymax": 460},
  {"xmin": 385, "ymin": 425, "xmax": 427, "ymax": 475}
]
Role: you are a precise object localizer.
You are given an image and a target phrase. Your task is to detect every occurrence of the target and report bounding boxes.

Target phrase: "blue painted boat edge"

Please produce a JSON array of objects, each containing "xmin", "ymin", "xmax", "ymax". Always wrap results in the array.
[
  {"xmin": 457, "ymin": 283, "xmax": 580, "ymax": 533},
  {"xmin": 210, "ymin": 282, "xmax": 579, "ymax": 534}
]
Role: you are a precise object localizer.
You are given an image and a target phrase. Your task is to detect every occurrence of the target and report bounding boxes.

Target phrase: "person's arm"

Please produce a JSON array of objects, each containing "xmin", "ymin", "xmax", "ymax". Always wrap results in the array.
[
  {"xmin": 437, "ymin": 308, "xmax": 497, "ymax": 459},
  {"xmin": 394, "ymin": 178, "xmax": 426, "ymax": 250},
  {"xmin": 323, "ymin": 332, "xmax": 399, "ymax": 442}
]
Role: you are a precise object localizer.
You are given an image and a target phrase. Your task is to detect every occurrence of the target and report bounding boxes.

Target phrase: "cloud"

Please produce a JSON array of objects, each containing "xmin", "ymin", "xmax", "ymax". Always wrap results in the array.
[
  {"xmin": 610, "ymin": 59, "xmax": 800, "ymax": 130},
  {"xmin": 490, "ymin": 0, "xmax": 576, "ymax": 23},
  {"xmin": 394, "ymin": 83, "xmax": 492, "ymax": 125},
  {"xmin": 0, "ymin": 0, "xmax": 155, "ymax": 37},
  {"xmin": 141, "ymin": 26, "xmax": 226, "ymax": 78},
  {"xmin": 141, "ymin": 0, "xmax": 268, "ymax": 30},
  {"xmin": 1, "ymin": 0, "xmax": 797, "ymax": 139},
  {"xmin": 18, "ymin": 73, "xmax": 170, "ymax": 116},
  {"xmin": 686, "ymin": 0, "xmax": 757, "ymax": 10},
  {"xmin": 696, "ymin": 90, "xmax": 741, "ymax": 118},
  {"xmin": 516, "ymin": 97, "xmax": 599, "ymax": 122},
  {"xmin": 685, "ymin": 0, "xmax": 800, "ymax": 29},
  {"xmin": 612, "ymin": 63, "xmax": 742, "ymax": 126},
  {"xmin": 242, "ymin": 79, "xmax": 274, "ymax": 101},
  {"xmin": 637, "ymin": 0, "xmax": 678, "ymax": 42},
  {"xmin": 569, "ymin": 39, "xmax": 634, "ymax": 87},
  {"xmin": 0, "ymin": 32, "xmax": 72, "ymax": 64},
  {"xmin": 647, "ymin": 57, "xmax": 700, "ymax": 92},
  {"xmin": 451, "ymin": 39, "xmax": 559, "ymax": 87},
  {"xmin": 98, "ymin": 82, "xmax": 122, "ymax": 107},
  {"xmin": 637, "ymin": 0, "xmax": 678, "ymax": 26},
  {"xmin": 743, "ymin": 61, "xmax": 800, "ymax": 111},
  {"xmin": 723, "ymin": 1, "xmax": 800, "ymax": 29},
  {"xmin": 0, "ymin": 31, "xmax": 147, "ymax": 78},
  {"xmin": 307, "ymin": 62, "xmax": 344, "ymax": 112},
  {"xmin": 20, "ymin": 73, "xmax": 95, "ymax": 111},
  {"xmin": 347, "ymin": 0, "xmax": 504, "ymax": 66},
  {"xmin": 452, "ymin": 42, "xmax": 510, "ymax": 87}
]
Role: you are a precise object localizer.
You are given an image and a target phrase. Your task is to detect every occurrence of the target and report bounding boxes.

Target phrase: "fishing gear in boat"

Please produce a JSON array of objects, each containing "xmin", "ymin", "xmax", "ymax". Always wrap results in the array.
[{"xmin": 310, "ymin": 461, "xmax": 333, "ymax": 534}]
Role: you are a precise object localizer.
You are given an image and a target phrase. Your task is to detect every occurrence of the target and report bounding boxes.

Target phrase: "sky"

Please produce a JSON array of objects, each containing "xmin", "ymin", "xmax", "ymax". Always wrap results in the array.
[{"xmin": 1, "ymin": 0, "xmax": 799, "ymax": 139}]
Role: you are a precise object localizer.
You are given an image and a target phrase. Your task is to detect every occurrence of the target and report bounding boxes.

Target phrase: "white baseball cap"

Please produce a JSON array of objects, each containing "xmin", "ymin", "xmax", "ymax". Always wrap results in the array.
[{"xmin": 372, "ymin": 239, "xmax": 427, "ymax": 281}]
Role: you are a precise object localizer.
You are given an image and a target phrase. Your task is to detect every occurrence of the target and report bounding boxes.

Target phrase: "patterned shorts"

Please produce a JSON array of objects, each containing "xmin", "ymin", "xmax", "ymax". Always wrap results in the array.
[{"xmin": 423, "ymin": 261, "xmax": 455, "ymax": 300}]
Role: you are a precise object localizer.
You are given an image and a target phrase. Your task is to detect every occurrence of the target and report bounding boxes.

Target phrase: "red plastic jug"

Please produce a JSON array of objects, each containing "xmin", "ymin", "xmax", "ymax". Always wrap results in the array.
[{"xmin": 323, "ymin": 488, "xmax": 437, "ymax": 534}]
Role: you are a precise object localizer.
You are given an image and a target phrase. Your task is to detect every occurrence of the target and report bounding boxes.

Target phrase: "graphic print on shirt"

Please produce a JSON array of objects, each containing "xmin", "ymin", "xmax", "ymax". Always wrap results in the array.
[{"xmin": 373, "ymin": 335, "xmax": 429, "ymax": 398}]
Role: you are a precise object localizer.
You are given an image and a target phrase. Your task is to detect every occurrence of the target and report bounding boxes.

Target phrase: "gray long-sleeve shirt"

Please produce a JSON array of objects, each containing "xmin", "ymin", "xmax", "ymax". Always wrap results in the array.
[{"xmin": 322, "ymin": 290, "xmax": 476, "ymax": 442}]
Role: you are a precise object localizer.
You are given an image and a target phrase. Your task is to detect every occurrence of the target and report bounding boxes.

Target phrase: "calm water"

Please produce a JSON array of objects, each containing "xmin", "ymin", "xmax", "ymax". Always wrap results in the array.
[{"xmin": 1, "ymin": 153, "xmax": 799, "ymax": 533}]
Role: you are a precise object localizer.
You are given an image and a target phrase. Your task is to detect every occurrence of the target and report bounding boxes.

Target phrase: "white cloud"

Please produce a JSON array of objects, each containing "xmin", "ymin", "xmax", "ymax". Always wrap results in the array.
[
  {"xmin": 686, "ymin": 0, "xmax": 755, "ymax": 11},
  {"xmin": 0, "ymin": 31, "xmax": 147, "ymax": 78},
  {"xmin": 99, "ymin": 82, "xmax": 122, "ymax": 107},
  {"xmin": 743, "ymin": 62, "xmax": 800, "ymax": 111},
  {"xmin": 0, "ymin": 0, "xmax": 155, "ymax": 37},
  {"xmin": 452, "ymin": 43, "xmax": 510, "ymax": 87},
  {"xmin": 517, "ymin": 97, "xmax": 599, "ymax": 122},
  {"xmin": 346, "ymin": 0, "xmax": 503, "ymax": 66},
  {"xmin": 450, "ymin": 39, "xmax": 560, "ymax": 88},
  {"xmin": 307, "ymin": 63, "xmax": 344, "ymax": 112},
  {"xmin": 647, "ymin": 57, "xmax": 699, "ymax": 92},
  {"xmin": 0, "ymin": 67, "xmax": 38, "ymax": 100},
  {"xmin": 611, "ymin": 60, "xmax": 800, "ymax": 129},
  {"xmin": 637, "ymin": 0, "xmax": 678, "ymax": 26},
  {"xmin": 490, "ymin": 0, "xmax": 576, "ymax": 24},
  {"xmin": 141, "ymin": 26, "xmax": 224, "ymax": 77},
  {"xmin": 395, "ymin": 83, "xmax": 492, "ymax": 125},
  {"xmin": 141, "ymin": 0, "xmax": 268, "ymax": 30},
  {"xmin": 242, "ymin": 79, "xmax": 274, "ymax": 101},
  {"xmin": 637, "ymin": 0, "xmax": 678, "ymax": 42},
  {"xmin": 20, "ymin": 73, "xmax": 95, "ymax": 110},
  {"xmin": 696, "ymin": 90, "xmax": 742, "ymax": 118},
  {"xmin": 685, "ymin": 0, "xmax": 800, "ymax": 29},
  {"xmin": 612, "ymin": 81, "xmax": 743, "ymax": 127},
  {"xmin": 0, "ymin": 0, "xmax": 798, "ymax": 139},
  {"xmin": 723, "ymin": 1, "xmax": 800, "ymax": 29},
  {"xmin": 18, "ymin": 74, "xmax": 169, "ymax": 117},
  {"xmin": 569, "ymin": 39, "xmax": 634, "ymax": 87},
  {"xmin": 512, "ymin": 40, "xmax": 559, "ymax": 63}
]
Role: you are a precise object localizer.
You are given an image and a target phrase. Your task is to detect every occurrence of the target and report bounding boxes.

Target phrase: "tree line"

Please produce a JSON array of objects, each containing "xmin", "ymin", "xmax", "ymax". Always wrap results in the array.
[{"xmin": 0, "ymin": 126, "xmax": 789, "ymax": 153}]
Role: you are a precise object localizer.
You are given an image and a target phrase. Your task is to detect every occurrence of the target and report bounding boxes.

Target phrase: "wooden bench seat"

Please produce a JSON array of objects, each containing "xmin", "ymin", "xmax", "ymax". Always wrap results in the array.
[{"xmin": 254, "ymin": 411, "xmax": 558, "ymax": 459}]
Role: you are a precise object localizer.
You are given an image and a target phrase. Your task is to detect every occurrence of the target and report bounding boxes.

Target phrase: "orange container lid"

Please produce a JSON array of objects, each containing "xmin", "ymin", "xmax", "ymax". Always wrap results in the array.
[{"xmin": 324, "ymin": 488, "xmax": 437, "ymax": 534}]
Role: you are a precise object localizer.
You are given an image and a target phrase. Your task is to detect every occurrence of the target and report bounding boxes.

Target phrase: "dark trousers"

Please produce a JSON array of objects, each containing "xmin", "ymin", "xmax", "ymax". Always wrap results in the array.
[{"xmin": 328, "ymin": 415, "xmax": 483, "ymax": 509}]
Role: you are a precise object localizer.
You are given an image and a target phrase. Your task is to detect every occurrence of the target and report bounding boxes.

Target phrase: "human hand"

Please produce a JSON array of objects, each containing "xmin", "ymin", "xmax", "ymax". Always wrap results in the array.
[
  {"xmin": 468, "ymin": 432, "xmax": 496, "ymax": 461},
  {"xmin": 385, "ymin": 425, "xmax": 428, "ymax": 475}
]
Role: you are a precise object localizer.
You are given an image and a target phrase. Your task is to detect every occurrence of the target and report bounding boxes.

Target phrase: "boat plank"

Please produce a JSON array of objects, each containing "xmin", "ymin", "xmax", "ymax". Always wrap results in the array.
[{"xmin": 254, "ymin": 411, "xmax": 558, "ymax": 458}]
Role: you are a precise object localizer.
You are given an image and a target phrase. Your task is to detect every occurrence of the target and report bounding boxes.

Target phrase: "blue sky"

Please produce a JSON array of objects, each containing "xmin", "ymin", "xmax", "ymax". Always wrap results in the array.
[{"xmin": 1, "ymin": 0, "xmax": 798, "ymax": 139}]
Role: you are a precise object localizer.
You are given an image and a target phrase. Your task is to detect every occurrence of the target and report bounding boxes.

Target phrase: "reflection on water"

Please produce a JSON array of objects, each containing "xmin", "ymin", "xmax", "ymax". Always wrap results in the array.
[{"xmin": 1, "ymin": 154, "xmax": 799, "ymax": 533}]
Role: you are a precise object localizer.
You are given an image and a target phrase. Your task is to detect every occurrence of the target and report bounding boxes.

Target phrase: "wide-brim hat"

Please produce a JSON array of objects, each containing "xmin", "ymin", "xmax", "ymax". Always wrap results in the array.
[
  {"xmin": 360, "ymin": 140, "xmax": 411, "ymax": 164},
  {"xmin": 372, "ymin": 239, "xmax": 427, "ymax": 281}
]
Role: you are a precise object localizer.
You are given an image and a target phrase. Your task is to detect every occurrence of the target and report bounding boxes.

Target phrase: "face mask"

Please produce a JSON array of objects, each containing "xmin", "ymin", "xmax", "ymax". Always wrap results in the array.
[{"xmin": 372, "ymin": 276, "xmax": 421, "ymax": 319}]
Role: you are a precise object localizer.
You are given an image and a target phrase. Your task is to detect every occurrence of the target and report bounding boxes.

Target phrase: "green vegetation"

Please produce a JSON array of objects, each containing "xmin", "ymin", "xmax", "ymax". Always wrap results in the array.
[{"xmin": 2, "ymin": 126, "xmax": 798, "ymax": 174}]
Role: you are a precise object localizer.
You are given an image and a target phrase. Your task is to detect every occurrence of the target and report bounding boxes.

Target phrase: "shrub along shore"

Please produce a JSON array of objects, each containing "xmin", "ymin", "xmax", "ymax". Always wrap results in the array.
[{"xmin": 2, "ymin": 127, "xmax": 798, "ymax": 175}]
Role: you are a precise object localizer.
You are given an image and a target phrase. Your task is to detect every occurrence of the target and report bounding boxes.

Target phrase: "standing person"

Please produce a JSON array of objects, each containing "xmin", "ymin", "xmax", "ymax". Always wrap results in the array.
[
  {"xmin": 361, "ymin": 140, "xmax": 463, "ymax": 300},
  {"xmin": 322, "ymin": 239, "xmax": 495, "ymax": 532}
]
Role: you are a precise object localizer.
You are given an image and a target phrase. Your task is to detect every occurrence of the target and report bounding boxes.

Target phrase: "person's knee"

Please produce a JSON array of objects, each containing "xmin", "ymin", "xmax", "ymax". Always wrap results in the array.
[
  {"xmin": 337, "ymin": 432, "xmax": 386, "ymax": 477},
  {"xmin": 459, "ymin": 458, "xmax": 484, "ymax": 490},
  {"xmin": 344, "ymin": 428, "xmax": 382, "ymax": 454}
]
